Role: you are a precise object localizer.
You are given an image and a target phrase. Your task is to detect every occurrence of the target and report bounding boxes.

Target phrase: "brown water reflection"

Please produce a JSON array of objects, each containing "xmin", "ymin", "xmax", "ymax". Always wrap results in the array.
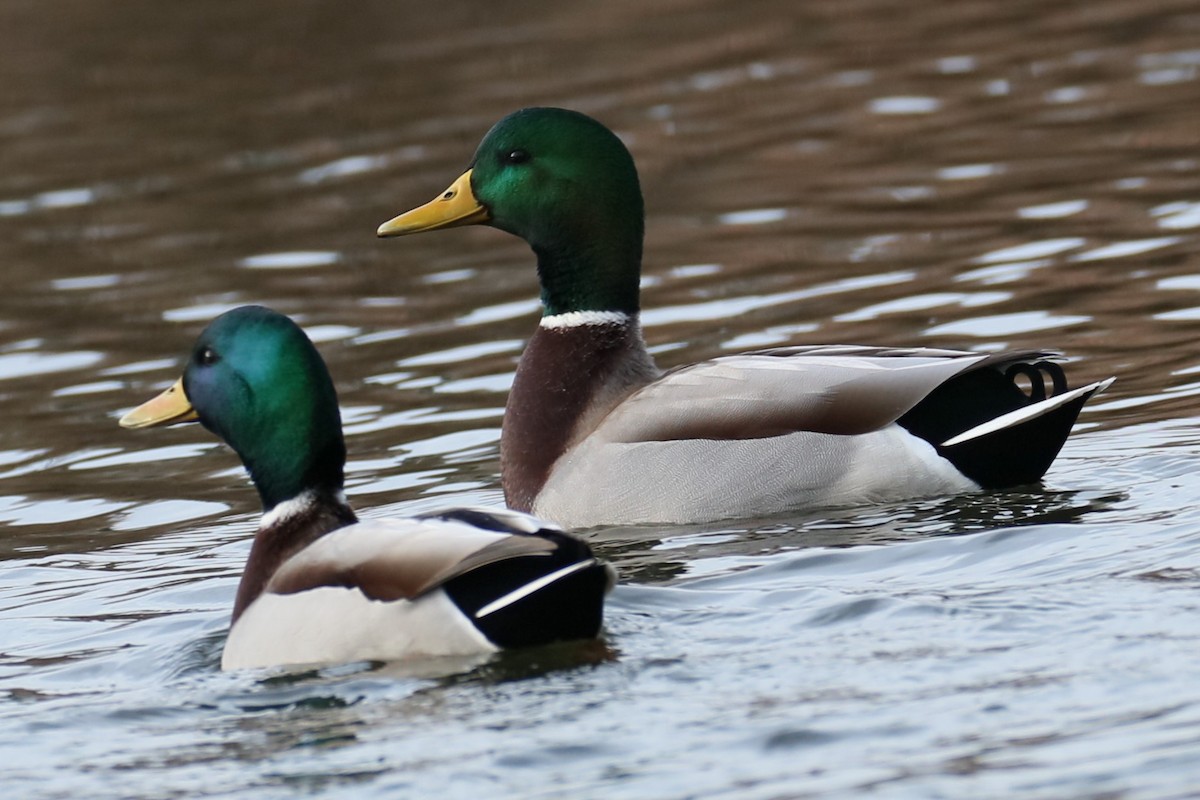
[
  {"xmin": 3, "ymin": 0, "xmax": 1200, "ymax": 552},
  {"xmin": 4, "ymin": 2, "xmax": 1200, "ymax": 798}
]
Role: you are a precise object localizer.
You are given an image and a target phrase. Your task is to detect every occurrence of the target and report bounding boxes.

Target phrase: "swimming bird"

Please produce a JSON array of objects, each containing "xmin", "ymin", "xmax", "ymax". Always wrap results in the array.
[
  {"xmin": 376, "ymin": 107, "xmax": 1112, "ymax": 528},
  {"xmin": 119, "ymin": 305, "xmax": 612, "ymax": 670}
]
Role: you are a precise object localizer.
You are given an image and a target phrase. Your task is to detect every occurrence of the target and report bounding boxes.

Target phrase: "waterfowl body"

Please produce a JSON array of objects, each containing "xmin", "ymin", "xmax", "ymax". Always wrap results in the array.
[
  {"xmin": 377, "ymin": 107, "xmax": 1113, "ymax": 528},
  {"xmin": 120, "ymin": 306, "xmax": 611, "ymax": 670}
]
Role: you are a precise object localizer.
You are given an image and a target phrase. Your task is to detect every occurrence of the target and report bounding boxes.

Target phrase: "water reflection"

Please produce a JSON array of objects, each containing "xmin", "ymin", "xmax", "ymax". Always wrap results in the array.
[
  {"xmin": 612, "ymin": 487, "xmax": 1119, "ymax": 584},
  {"xmin": 2, "ymin": 0, "xmax": 1200, "ymax": 796}
]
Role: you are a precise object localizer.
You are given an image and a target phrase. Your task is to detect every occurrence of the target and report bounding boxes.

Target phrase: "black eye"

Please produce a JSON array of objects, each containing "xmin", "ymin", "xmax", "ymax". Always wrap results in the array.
[
  {"xmin": 505, "ymin": 149, "xmax": 530, "ymax": 165},
  {"xmin": 198, "ymin": 347, "xmax": 219, "ymax": 367}
]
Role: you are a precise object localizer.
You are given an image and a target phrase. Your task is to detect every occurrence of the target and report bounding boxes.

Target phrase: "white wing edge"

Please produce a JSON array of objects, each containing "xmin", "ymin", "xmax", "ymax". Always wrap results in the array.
[
  {"xmin": 941, "ymin": 377, "xmax": 1115, "ymax": 447},
  {"xmin": 475, "ymin": 559, "xmax": 598, "ymax": 619}
]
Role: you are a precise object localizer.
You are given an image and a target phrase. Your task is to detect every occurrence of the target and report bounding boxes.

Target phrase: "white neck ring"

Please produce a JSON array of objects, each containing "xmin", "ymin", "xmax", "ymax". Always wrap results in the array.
[{"xmin": 540, "ymin": 310, "xmax": 630, "ymax": 329}]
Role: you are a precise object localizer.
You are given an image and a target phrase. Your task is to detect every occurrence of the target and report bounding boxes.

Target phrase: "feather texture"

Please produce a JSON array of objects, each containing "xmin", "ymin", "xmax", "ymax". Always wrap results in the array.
[
  {"xmin": 120, "ymin": 307, "xmax": 612, "ymax": 671},
  {"xmin": 265, "ymin": 517, "xmax": 554, "ymax": 601},
  {"xmin": 601, "ymin": 347, "xmax": 995, "ymax": 442},
  {"xmin": 373, "ymin": 108, "xmax": 1113, "ymax": 526},
  {"xmin": 223, "ymin": 506, "xmax": 608, "ymax": 669}
]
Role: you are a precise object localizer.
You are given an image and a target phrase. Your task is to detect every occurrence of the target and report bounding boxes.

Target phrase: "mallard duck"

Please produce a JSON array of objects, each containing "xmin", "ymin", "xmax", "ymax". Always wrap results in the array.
[
  {"xmin": 376, "ymin": 107, "xmax": 1112, "ymax": 528},
  {"xmin": 119, "ymin": 305, "xmax": 612, "ymax": 670}
]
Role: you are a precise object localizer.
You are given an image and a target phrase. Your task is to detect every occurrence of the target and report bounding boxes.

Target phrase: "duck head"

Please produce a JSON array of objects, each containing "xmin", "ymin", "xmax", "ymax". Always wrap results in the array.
[
  {"xmin": 120, "ymin": 306, "xmax": 346, "ymax": 512},
  {"xmin": 378, "ymin": 107, "xmax": 645, "ymax": 317}
]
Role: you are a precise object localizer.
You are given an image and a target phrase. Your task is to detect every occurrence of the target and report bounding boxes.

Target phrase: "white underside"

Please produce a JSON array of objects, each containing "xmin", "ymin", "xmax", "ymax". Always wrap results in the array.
[
  {"xmin": 533, "ymin": 425, "xmax": 978, "ymax": 528},
  {"xmin": 222, "ymin": 587, "xmax": 496, "ymax": 671}
]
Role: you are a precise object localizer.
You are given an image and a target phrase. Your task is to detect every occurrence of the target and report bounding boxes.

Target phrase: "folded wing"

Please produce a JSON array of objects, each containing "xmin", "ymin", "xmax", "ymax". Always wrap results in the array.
[
  {"xmin": 599, "ymin": 346, "xmax": 1051, "ymax": 443},
  {"xmin": 266, "ymin": 511, "xmax": 561, "ymax": 602}
]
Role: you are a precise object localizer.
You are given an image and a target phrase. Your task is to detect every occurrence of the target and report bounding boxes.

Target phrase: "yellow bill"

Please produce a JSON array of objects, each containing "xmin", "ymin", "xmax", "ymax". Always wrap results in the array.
[
  {"xmin": 119, "ymin": 378, "xmax": 199, "ymax": 429},
  {"xmin": 376, "ymin": 169, "xmax": 490, "ymax": 237}
]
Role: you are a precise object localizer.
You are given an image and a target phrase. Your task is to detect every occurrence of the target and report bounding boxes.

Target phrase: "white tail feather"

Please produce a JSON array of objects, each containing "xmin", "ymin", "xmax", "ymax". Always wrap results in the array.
[
  {"xmin": 475, "ymin": 559, "xmax": 596, "ymax": 619},
  {"xmin": 941, "ymin": 377, "xmax": 1114, "ymax": 447}
]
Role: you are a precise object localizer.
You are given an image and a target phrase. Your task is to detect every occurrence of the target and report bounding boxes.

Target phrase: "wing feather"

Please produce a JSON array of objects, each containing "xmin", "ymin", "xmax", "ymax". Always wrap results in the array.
[
  {"xmin": 266, "ymin": 517, "xmax": 556, "ymax": 602},
  {"xmin": 597, "ymin": 348, "xmax": 1003, "ymax": 443}
]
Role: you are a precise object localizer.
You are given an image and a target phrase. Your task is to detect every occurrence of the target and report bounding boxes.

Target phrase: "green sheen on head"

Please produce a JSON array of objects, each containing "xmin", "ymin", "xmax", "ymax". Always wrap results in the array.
[
  {"xmin": 468, "ymin": 108, "xmax": 645, "ymax": 317},
  {"xmin": 183, "ymin": 306, "xmax": 346, "ymax": 511}
]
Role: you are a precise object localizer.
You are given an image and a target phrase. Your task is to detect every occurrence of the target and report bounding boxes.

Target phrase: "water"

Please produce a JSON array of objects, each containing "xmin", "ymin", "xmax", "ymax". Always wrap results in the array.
[{"xmin": 3, "ymin": 0, "xmax": 1200, "ymax": 796}]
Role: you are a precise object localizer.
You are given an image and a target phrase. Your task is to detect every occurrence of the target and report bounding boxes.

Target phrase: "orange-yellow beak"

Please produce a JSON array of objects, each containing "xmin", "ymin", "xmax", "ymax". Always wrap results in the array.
[
  {"xmin": 376, "ymin": 169, "xmax": 490, "ymax": 237},
  {"xmin": 119, "ymin": 378, "xmax": 199, "ymax": 429}
]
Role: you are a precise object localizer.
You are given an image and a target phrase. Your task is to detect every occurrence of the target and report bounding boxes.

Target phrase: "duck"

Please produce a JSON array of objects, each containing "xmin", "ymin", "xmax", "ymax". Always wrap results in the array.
[
  {"xmin": 119, "ymin": 305, "xmax": 613, "ymax": 671},
  {"xmin": 376, "ymin": 107, "xmax": 1113, "ymax": 528}
]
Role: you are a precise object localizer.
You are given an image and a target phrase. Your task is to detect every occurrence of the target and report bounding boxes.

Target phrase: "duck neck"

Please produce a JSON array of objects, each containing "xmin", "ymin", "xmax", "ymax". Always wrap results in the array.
[
  {"xmin": 501, "ymin": 314, "xmax": 659, "ymax": 512},
  {"xmin": 238, "ymin": 433, "xmax": 346, "ymax": 513},
  {"xmin": 531, "ymin": 222, "xmax": 642, "ymax": 318},
  {"xmin": 232, "ymin": 489, "xmax": 357, "ymax": 621}
]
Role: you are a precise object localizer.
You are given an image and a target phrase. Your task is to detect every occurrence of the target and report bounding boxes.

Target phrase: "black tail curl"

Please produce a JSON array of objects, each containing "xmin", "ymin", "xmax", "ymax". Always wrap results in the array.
[{"xmin": 897, "ymin": 356, "xmax": 1093, "ymax": 488}]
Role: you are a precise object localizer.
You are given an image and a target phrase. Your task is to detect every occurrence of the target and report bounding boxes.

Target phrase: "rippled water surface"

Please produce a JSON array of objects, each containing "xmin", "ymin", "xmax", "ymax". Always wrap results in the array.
[{"xmin": 4, "ymin": 0, "xmax": 1200, "ymax": 797}]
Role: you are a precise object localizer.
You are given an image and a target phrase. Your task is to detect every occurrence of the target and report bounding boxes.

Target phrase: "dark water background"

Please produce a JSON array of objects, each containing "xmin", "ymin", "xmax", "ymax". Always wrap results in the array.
[{"xmin": 3, "ymin": 1, "xmax": 1200, "ymax": 797}]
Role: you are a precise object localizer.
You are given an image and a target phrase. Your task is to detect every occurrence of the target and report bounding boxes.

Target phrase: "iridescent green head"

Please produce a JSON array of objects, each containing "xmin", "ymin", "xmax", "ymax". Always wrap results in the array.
[
  {"xmin": 121, "ymin": 306, "xmax": 346, "ymax": 511},
  {"xmin": 378, "ymin": 107, "xmax": 645, "ymax": 317}
]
